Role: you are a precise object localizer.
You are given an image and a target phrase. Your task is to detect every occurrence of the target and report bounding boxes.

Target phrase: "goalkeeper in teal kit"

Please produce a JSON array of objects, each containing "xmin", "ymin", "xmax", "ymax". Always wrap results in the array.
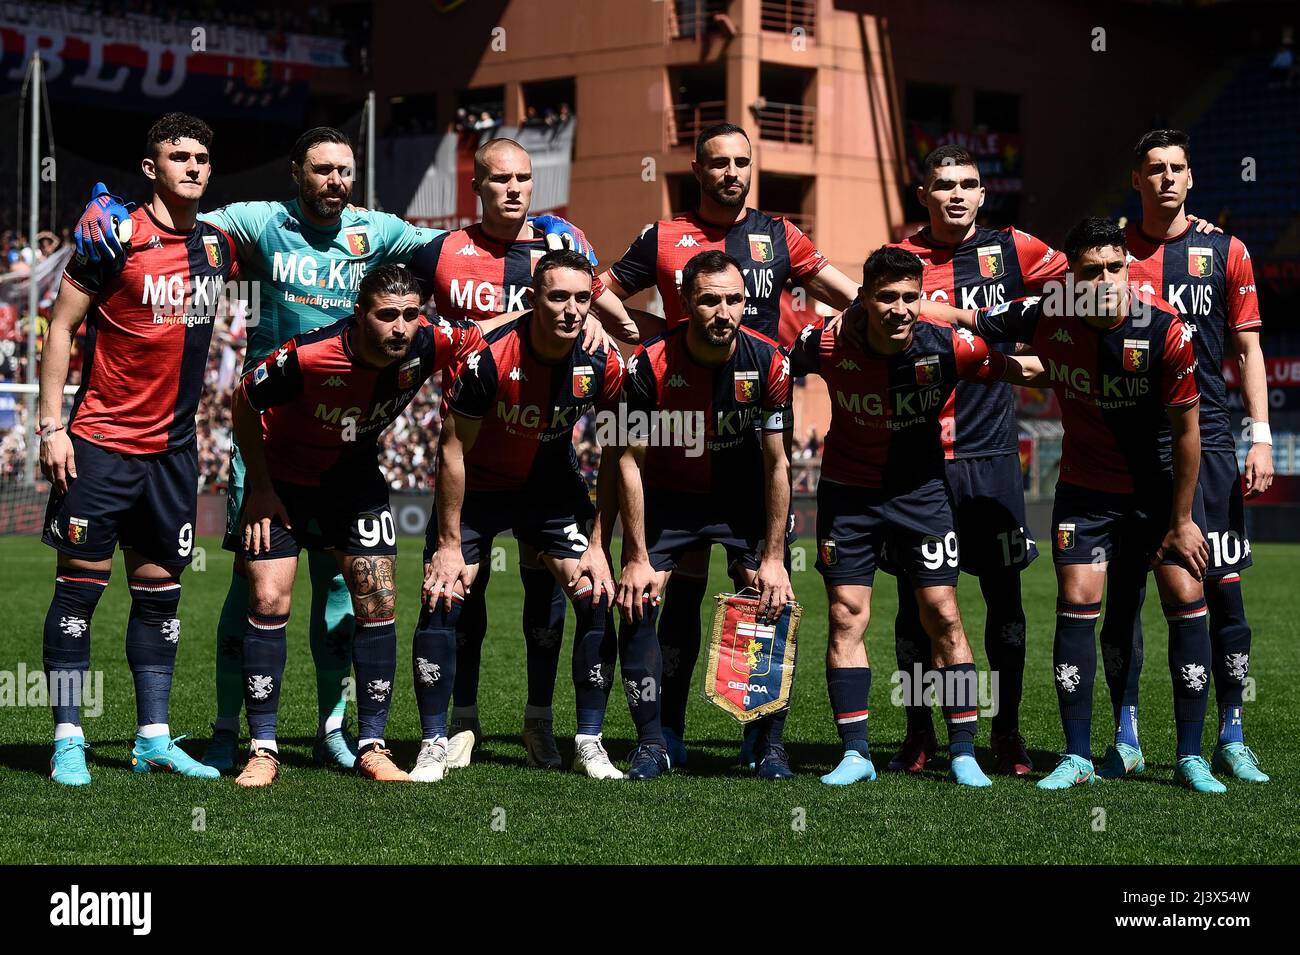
[{"xmin": 75, "ymin": 126, "xmax": 596, "ymax": 770}]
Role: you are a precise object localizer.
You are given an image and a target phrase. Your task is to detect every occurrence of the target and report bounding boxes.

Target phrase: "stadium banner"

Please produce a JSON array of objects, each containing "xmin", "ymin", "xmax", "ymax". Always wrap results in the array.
[
  {"xmin": 0, "ymin": 2, "xmax": 347, "ymax": 120},
  {"xmin": 703, "ymin": 593, "xmax": 800, "ymax": 722},
  {"xmin": 1222, "ymin": 356, "xmax": 1300, "ymax": 412}
]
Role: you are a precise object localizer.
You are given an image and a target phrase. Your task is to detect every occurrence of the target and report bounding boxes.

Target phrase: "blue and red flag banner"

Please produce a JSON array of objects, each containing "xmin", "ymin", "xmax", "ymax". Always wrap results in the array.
[{"xmin": 703, "ymin": 593, "xmax": 801, "ymax": 722}]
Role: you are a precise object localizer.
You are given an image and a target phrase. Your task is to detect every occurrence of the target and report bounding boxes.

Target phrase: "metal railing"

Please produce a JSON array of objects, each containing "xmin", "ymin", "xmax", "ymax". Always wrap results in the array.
[
  {"xmin": 754, "ymin": 101, "xmax": 815, "ymax": 145},
  {"xmin": 668, "ymin": 99, "xmax": 727, "ymax": 148},
  {"xmin": 666, "ymin": 0, "xmax": 730, "ymax": 40},
  {"xmin": 760, "ymin": 0, "xmax": 815, "ymax": 36}
]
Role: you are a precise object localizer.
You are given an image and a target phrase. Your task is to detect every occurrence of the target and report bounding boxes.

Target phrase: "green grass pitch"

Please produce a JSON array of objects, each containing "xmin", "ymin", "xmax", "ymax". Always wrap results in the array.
[{"xmin": 1, "ymin": 535, "xmax": 1296, "ymax": 864}]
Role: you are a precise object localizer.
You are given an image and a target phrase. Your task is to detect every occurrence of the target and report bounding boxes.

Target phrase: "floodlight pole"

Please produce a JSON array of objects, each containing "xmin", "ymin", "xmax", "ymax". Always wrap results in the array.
[{"xmin": 25, "ymin": 51, "xmax": 41, "ymax": 485}]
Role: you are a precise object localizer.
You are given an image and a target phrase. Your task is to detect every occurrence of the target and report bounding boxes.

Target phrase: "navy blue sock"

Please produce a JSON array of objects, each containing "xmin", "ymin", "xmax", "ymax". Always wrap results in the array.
[
  {"xmin": 939, "ymin": 662, "xmax": 979, "ymax": 757},
  {"xmin": 1099, "ymin": 558, "xmax": 1146, "ymax": 718},
  {"xmin": 43, "ymin": 568, "xmax": 110, "ymax": 726},
  {"xmin": 243, "ymin": 611, "xmax": 288, "ymax": 741},
  {"xmin": 1207, "ymin": 574, "xmax": 1251, "ymax": 722},
  {"xmin": 1054, "ymin": 600, "xmax": 1101, "ymax": 759},
  {"xmin": 414, "ymin": 596, "xmax": 463, "ymax": 739},
  {"xmin": 452, "ymin": 565, "xmax": 489, "ymax": 710},
  {"xmin": 1116, "ymin": 705, "xmax": 1141, "ymax": 748},
  {"xmin": 617, "ymin": 600, "xmax": 664, "ymax": 745},
  {"xmin": 354, "ymin": 612, "xmax": 398, "ymax": 743},
  {"xmin": 657, "ymin": 574, "xmax": 708, "ymax": 736},
  {"xmin": 894, "ymin": 579, "xmax": 934, "ymax": 734},
  {"xmin": 125, "ymin": 575, "xmax": 183, "ymax": 727},
  {"xmin": 826, "ymin": 666, "xmax": 871, "ymax": 757},
  {"xmin": 979, "ymin": 572, "xmax": 1026, "ymax": 735},
  {"xmin": 572, "ymin": 593, "xmax": 615, "ymax": 735},
  {"xmin": 520, "ymin": 563, "xmax": 565, "ymax": 710},
  {"xmin": 1165, "ymin": 598, "xmax": 1211, "ymax": 758}
]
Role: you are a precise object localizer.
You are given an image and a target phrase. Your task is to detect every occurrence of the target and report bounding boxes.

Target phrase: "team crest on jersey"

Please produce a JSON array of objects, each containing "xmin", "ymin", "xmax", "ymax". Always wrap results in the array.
[
  {"xmin": 202, "ymin": 234, "xmax": 222, "ymax": 268},
  {"xmin": 748, "ymin": 233, "xmax": 774, "ymax": 264},
  {"xmin": 1122, "ymin": 338, "xmax": 1149, "ymax": 373},
  {"xmin": 344, "ymin": 227, "xmax": 371, "ymax": 256},
  {"xmin": 572, "ymin": 365, "xmax": 595, "ymax": 398},
  {"xmin": 977, "ymin": 244, "xmax": 1004, "ymax": 279},
  {"xmin": 914, "ymin": 355, "xmax": 941, "ymax": 385},
  {"xmin": 1056, "ymin": 523, "xmax": 1076, "ymax": 551},
  {"xmin": 67, "ymin": 517, "xmax": 88, "ymax": 545},
  {"xmin": 1187, "ymin": 247, "xmax": 1213, "ymax": 278},
  {"xmin": 397, "ymin": 357, "xmax": 421, "ymax": 390},
  {"xmin": 734, "ymin": 370, "xmax": 759, "ymax": 402}
]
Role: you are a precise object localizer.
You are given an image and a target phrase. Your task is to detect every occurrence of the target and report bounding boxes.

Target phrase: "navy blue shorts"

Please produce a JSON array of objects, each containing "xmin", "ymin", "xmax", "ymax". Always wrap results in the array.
[
  {"xmin": 42, "ymin": 435, "xmax": 198, "ymax": 567},
  {"xmin": 1051, "ymin": 480, "xmax": 1208, "ymax": 571},
  {"xmin": 946, "ymin": 452, "xmax": 1038, "ymax": 575},
  {"xmin": 229, "ymin": 468, "xmax": 396, "ymax": 561},
  {"xmin": 644, "ymin": 490, "xmax": 765, "ymax": 573},
  {"xmin": 425, "ymin": 475, "xmax": 595, "ymax": 565},
  {"xmin": 815, "ymin": 478, "xmax": 960, "ymax": 587},
  {"xmin": 1199, "ymin": 447, "xmax": 1252, "ymax": 576}
]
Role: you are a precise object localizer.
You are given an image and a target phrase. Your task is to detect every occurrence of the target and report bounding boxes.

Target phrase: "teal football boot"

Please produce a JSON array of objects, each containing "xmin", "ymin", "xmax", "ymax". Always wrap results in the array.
[
  {"xmin": 50, "ymin": 736, "xmax": 92, "ymax": 787},
  {"xmin": 820, "ymin": 750, "xmax": 877, "ymax": 785},
  {"xmin": 1175, "ymin": 755, "xmax": 1227, "ymax": 793},
  {"xmin": 132, "ymin": 734, "xmax": 221, "ymax": 779},
  {"xmin": 314, "ymin": 723, "xmax": 358, "ymax": 770},
  {"xmin": 201, "ymin": 724, "xmax": 240, "ymax": 773},
  {"xmin": 949, "ymin": 753, "xmax": 993, "ymax": 788},
  {"xmin": 1097, "ymin": 742, "xmax": 1145, "ymax": 780},
  {"xmin": 1211, "ymin": 743, "xmax": 1269, "ymax": 783},
  {"xmin": 1037, "ymin": 754, "xmax": 1096, "ymax": 790}
]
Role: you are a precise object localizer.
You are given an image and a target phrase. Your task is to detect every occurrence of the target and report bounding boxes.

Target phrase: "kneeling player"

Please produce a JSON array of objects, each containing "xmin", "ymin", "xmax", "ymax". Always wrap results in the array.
[
  {"xmin": 422, "ymin": 250, "xmax": 624, "ymax": 781},
  {"xmin": 229, "ymin": 265, "xmax": 480, "ymax": 787},
  {"xmin": 928, "ymin": 218, "xmax": 1221, "ymax": 793},
  {"xmin": 613, "ymin": 250, "xmax": 796, "ymax": 781},
  {"xmin": 38, "ymin": 113, "xmax": 236, "ymax": 785},
  {"xmin": 788, "ymin": 247, "xmax": 1045, "ymax": 788}
]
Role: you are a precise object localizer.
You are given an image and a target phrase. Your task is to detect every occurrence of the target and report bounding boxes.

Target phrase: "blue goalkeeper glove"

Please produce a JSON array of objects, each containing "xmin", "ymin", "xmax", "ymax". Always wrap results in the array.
[
  {"xmin": 530, "ymin": 213, "xmax": 598, "ymax": 268},
  {"xmin": 73, "ymin": 182, "xmax": 136, "ymax": 267}
]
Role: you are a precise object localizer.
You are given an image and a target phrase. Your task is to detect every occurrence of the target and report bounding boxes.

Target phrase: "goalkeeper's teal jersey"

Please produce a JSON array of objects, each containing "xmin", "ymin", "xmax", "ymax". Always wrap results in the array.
[{"xmin": 199, "ymin": 199, "xmax": 441, "ymax": 371}]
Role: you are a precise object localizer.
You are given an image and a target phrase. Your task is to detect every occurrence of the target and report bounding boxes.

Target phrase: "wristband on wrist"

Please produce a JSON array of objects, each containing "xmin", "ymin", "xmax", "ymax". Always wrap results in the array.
[
  {"xmin": 1250, "ymin": 421, "xmax": 1272, "ymax": 446},
  {"xmin": 37, "ymin": 422, "xmax": 64, "ymax": 440}
]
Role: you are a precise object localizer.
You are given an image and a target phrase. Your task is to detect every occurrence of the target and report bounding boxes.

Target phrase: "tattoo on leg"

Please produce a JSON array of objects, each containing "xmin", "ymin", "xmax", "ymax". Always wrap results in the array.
[{"xmin": 346, "ymin": 556, "xmax": 396, "ymax": 619}]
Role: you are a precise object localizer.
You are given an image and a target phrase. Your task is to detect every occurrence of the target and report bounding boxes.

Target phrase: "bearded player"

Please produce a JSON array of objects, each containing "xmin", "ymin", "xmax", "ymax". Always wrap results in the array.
[
  {"xmin": 229, "ymin": 265, "xmax": 480, "ymax": 786},
  {"xmin": 421, "ymin": 250, "xmax": 625, "ymax": 781},
  {"xmin": 37, "ymin": 113, "xmax": 237, "ymax": 785},
  {"xmin": 612, "ymin": 250, "xmax": 795, "ymax": 781},
  {"xmin": 788, "ymin": 247, "xmax": 1044, "ymax": 788},
  {"xmin": 599, "ymin": 122, "xmax": 858, "ymax": 769},
  {"xmin": 1095, "ymin": 130, "xmax": 1271, "ymax": 784},
  {"xmin": 73, "ymin": 127, "xmax": 593, "ymax": 772}
]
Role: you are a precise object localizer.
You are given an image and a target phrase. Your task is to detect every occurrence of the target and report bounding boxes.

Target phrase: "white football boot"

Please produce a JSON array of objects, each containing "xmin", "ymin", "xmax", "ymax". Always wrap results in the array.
[
  {"xmin": 574, "ymin": 735, "xmax": 625, "ymax": 780},
  {"xmin": 409, "ymin": 738, "xmax": 449, "ymax": 783},
  {"xmin": 445, "ymin": 730, "xmax": 476, "ymax": 769}
]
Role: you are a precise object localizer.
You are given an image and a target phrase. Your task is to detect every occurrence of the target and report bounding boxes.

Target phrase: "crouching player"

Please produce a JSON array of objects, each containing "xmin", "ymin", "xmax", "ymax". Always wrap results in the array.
[
  {"xmin": 927, "ymin": 217, "xmax": 1221, "ymax": 792},
  {"xmin": 37, "ymin": 112, "xmax": 237, "ymax": 784},
  {"xmin": 422, "ymin": 249, "xmax": 624, "ymax": 780},
  {"xmin": 613, "ymin": 250, "xmax": 795, "ymax": 781},
  {"xmin": 788, "ymin": 247, "xmax": 1045, "ymax": 787},
  {"xmin": 229, "ymin": 265, "xmax": 480, "ymax": 786}
]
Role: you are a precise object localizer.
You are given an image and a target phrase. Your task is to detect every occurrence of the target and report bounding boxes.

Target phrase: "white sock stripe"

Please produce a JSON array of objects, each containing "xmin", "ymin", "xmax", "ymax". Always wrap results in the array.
[
  {"xmin": 949, "ymin": 714, "xmax": 979, "ymax": 723},
  {"xmin": 1057, "ymin": 610, "xmax": 1101, "ymax": 619},
  {"xmin": 358, "ymin": 616, "xmax": 396, "ymax": 628},
  {"xmin": 129, "ymin": 581, "xmax": 181, "ymax": 593},
  {"xmin": 1166, "ymin": 607, "xmax": 1208, "ymax": 620},
  {"xmin": 246, "ymin": 616, "xmax": 288, "ymax": 630}
]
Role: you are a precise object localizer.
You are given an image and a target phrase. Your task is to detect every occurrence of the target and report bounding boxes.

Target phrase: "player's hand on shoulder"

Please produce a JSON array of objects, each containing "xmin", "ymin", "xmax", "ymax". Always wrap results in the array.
[
  {"xmin": 754, "ymin": 557, "xmax": 794, "ymax": 622},
  {"xmin": 616, "ymin": 557, "xmax": 659, "ymax": 623},
  {"xmin": 38, "ymin": 427, "xmax": 76, "ymax": 496},
  {"xmin": 1186, "ymin": 214, "xmax": 1224, "ymax": 236},
  {"xmin": 74, "ymin": 182, "xmax": 135, "ymax": 270},
  {"xmin": 581, "ymin": 314, "xmax": 617, "ymax": 355},
  {"xmin": 242, "ymin": 483, "xmax": 290, "ymax": 557},
  {"xmin": 424, "ymin": 545, "xmax": 470, "ymax": 612}
]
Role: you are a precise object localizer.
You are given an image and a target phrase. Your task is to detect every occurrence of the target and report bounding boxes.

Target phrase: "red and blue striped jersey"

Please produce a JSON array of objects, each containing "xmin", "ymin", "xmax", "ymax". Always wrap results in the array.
[
  {"xmin": 788, "ymin": 318, "xmax": 1007, "ymax": 489},
  {"xmin": 62, "ymin": 206, "xmax": 240, "ymax": 454},
  {"xmin": 622, "ymin": 325, "xmax": 790, "ymax": 497},
  {"xmin": 975, "ymin": 292, "xmax": 1199, "ymax": 494},
  {"xmin": 241, "ymin": 315, "xmax": 482, "ymax": 486},
  {"xmin": 448, "ymin": 314, "xmax": 625, "ymax": 492},
  {"xmin": 1124, "ymin": 222, "xmax": 1260, "ymax": 451},
  {"xmin": 608, "ymin": 209, "xmax": 828, "ymax": 341},
  {"xmin": 891, "ymin": 225, "xmax": 1066, "ymax": 459},
  {"xmin": 407, "ymin": 223, "xmax": 606, "ymax": 322}
]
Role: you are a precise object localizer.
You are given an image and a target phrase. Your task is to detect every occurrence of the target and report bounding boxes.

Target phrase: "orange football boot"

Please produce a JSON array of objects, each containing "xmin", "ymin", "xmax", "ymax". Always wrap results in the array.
[
  {"xmin": 235, "ymin": 747, "xmax": 280, "ymax": 788},
  {"xmin": 357, "ymin": 743, "xmax": 410, "ymax": 781}
]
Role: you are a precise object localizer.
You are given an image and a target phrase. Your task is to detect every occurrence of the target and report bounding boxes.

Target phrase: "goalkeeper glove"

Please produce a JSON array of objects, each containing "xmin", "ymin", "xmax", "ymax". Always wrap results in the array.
[
  {"xmin": 530, "ymin": 213, "xmax": 598, "ymax": 267},
  {"xmin": 73, "ymin": 182, "xmax": 136, "ymax": 269}
]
